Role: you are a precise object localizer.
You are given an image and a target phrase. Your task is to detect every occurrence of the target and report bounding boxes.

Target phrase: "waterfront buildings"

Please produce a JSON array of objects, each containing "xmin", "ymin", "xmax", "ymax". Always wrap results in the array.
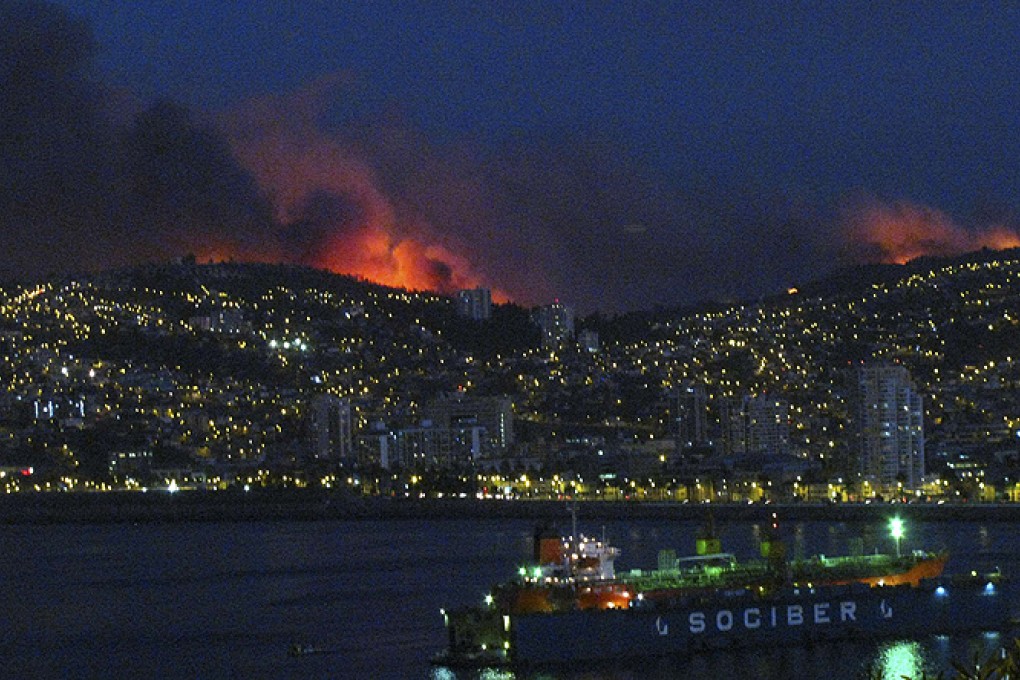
[
  {"xmin": 362, "ymin": 422, "xmax": 485, "ymax": 470},
  {"xmin": 358, "ymin": 392, "xmax": 514, "ymax": 470},
  {"xmin": 422, "ymin": 392, "xmax": 515, "ymax": 453}
]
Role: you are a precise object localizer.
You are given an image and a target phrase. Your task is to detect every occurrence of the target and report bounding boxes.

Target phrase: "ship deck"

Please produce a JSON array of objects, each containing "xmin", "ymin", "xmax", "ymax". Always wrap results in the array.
[{"xmin": 619, "ymin": 553, "xmax": 943, "ymax": 593}]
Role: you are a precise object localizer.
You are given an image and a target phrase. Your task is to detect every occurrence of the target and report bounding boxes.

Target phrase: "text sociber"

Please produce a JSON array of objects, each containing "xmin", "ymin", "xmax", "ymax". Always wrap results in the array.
[{"xmin": 687, "ymin": 600, "xmax": 859, "ymax": 634}]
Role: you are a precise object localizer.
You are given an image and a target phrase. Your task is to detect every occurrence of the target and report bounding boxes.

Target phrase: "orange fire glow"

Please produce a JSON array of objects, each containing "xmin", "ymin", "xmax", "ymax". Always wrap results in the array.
[
  {"xmin": 189, "ymin": 238, "xmax": 279, "ymax": 267},
  {"xmin": 219, "ymin": 81, "xmax": 510, "ymax": 301},
  {"xmin": 849, "ymin": 200, "xmax": 1020, "ymax": 264},
  {"xmin": 313, "ymin": 223, "xmax": 494, "ymax": 295}
]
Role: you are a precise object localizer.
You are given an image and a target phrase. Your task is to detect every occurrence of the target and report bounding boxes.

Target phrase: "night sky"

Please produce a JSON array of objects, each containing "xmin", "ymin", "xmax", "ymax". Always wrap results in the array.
[{"xmin": 4, "ymin": 1, "xmax": 1019, "ymax": 311}]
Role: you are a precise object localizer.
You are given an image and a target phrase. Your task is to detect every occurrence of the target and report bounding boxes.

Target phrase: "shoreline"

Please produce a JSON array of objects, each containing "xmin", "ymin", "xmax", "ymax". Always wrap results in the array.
[{"xmin": 2, "ymin": 490, "xmax": 1020, "ymax": 524}]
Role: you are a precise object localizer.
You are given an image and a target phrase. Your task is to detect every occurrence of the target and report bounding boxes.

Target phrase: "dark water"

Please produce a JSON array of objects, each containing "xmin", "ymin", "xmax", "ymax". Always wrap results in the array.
[{"xmin": 0, "ymin": 516, "xmax": 1016, "ymax": 679}]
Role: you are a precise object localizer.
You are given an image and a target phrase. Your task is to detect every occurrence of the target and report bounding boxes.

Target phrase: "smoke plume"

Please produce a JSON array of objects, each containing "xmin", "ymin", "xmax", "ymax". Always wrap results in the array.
[
  {"xmin": 221, "ymin": 79, "xmax": 501, "ymax": 297},
  {"xmin": 842, "ymin": 198, "xmax": 1020, "ymax": 265},
  {"xmin": 5, "ymin": 2, "xmax": 1019, "ymax": 311},
  {"xmin": 0, "ymin": 1, "xmax": 275, "ymax": 278}
]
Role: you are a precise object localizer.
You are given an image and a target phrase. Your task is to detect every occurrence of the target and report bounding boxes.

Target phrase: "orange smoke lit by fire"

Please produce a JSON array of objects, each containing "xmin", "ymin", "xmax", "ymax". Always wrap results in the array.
[
  {"xmin": 190, "ymin": 238, "xmax": 277, "ymax": 267},
  {"xmin": 315, "ymin": 223, "xmax": 502, "ymax": 297},
  {"xmin": 851, "ymin": 201, "xmax": 1020, "ymax": 264},
  {"xmin": 194, "ymin": 202, "xmax": 500, "ymax": 298},
  {"xmin": 216, "ymin": 83, "xmax": 510, "ymax": 302}
]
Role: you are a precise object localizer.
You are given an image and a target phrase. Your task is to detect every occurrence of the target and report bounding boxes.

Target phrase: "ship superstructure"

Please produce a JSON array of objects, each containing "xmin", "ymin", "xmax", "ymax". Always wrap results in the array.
[{"xmin": 435, "ymin": 514, "xmax": 1009, "ymax": 667}]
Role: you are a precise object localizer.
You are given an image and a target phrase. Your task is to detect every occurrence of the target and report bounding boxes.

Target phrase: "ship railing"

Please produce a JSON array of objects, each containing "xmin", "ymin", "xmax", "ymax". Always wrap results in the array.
[
  {"xmin": 625, "ymin": 563, "xmax": 772, "ymax": 591},
  {"xmin": 676, "ymin": 553, "xmax": 738, "ymax": 568},
  {"xmin": 788, "ymin": 553, "xmax": 925, "ymax": 581}
]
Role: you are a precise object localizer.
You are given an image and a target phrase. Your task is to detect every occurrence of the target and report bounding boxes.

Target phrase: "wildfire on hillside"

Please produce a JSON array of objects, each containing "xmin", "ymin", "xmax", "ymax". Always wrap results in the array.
[
  {"xmin": 847, "ymin": 200, "xmax": 1020, "ymax": 265},
  {"xmin": 218, "ymin": 80, "xmax": 511, "ymax": 300}
]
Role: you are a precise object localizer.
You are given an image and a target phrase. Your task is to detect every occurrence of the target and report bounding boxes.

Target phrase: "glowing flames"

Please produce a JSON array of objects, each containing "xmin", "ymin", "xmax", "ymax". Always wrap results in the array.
[
  {"xmin": 316, "ymin": 224, "xmax": 490, "ymax": 294},
  {"xmin": 848, "ymin": 200, "xmax": 1020, "ymax": 265},
  {"xmin": 218, "ymin": 79, "xmax": 510, "ymax": 300}
]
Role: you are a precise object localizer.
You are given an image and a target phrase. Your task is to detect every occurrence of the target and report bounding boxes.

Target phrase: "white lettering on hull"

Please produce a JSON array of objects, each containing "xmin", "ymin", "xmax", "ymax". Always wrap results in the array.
[
  {"xmin": 681, "ymin": 600, "xmax": 864, "ymax": 635},
  {"xmin": 744, "ymin": 608, "xmax": 760, "ymax": 629},
  {"xmin": 655, "ymin": 616, "xmax": 669, "ymax": 636}
]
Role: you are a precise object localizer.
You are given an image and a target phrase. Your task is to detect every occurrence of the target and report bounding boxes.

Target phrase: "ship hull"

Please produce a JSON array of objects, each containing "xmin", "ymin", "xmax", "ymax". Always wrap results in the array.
[{"xmin": 506, "ymin": 576, "xmax": 1011, "ymax": 666}]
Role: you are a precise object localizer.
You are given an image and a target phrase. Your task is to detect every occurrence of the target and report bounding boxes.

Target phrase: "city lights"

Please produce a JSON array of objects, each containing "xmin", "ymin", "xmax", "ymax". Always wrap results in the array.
[{"xmin": 0, "ymin": 255, "xmax": 1015, "ymax": 501}]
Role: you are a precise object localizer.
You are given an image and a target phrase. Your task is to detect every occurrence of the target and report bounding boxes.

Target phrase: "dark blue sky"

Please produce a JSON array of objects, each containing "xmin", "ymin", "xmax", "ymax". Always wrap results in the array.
[
  {"xmin": 10, "ymin": 1, "xmax": 1020, "ymax": 310},
  {"xmin": 60, "ymin": 3, "xmax": 1018, "ymax": 204}
]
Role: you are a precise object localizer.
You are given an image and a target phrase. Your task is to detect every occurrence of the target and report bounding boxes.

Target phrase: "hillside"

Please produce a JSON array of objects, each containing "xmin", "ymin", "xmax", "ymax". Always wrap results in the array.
[{"xmin": 1, "ymin": 249, "xmax": 1020, "ymax": 488}]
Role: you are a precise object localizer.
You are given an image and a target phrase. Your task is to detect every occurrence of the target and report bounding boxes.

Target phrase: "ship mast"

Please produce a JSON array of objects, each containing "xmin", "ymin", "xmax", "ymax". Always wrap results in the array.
[{"xmin": 761, "ymin": 511, "xmax": 789, "ymax": 585}]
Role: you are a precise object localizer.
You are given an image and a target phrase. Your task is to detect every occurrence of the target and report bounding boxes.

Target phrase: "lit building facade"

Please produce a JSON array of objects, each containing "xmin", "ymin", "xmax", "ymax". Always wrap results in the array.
[
  {"xmin": 855, "ymin": 364, "xmax": 925, "ymax": 493},
  {"xmin": 673, "ymin": 384, "xmax": 708, "ymax": 449},
  {"xmin": 719, "ymin": 395, "xmax": 789, "ymax": 456},
  {"xmin": 533, "ymin": 302, "xmax": 574, "ymax": 350},
  {"xmin": 421, "ymin": 392, "xmax": 514, "ymax": 454},
  {"xmin": 747, "ymin": 396, "xmax": 790, "ymax": 456},
  {"xmin": 307, "ymin": 394, "xmax": 353, "ymax": 462},
  {"xmin": 360, "ymin": 424, "xmax": 488, "ymax": 470},
  {"xmin": 456, "ymin": 288, "xmax": 492, "ymax": 320},
  {"xmin": 720, "ymin": 396, "xmax": 748, "ymax": 456}
]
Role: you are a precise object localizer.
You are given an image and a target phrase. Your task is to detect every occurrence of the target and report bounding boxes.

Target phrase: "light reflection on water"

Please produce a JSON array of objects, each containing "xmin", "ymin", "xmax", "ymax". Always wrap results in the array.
[
  {"xmin": 431, "ymin": 634, "xmax": 1014, "ymax": 680},
  {"xmin": 871, "ymin": 640, "xmax": 925, "ymax": 680},
  {"xmin": 479, "ymin": 670, "xmax": 517, "ymax": 680},
  {"xmin": 431, "ymin": 668, "xmax": 517, "ymax": 680}
]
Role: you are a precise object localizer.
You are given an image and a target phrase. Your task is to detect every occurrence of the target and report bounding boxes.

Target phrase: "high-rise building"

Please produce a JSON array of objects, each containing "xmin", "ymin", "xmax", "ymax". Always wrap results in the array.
[
  {"xmin": 854, "ymin": 364, "xmax": 925, "ymax": 493},
  {"xmin": 718, "ymin": 395, "xmax": 789, "ymax": 456},
  {"xmin": 673, "ymin": 384, "xmax": 708, "ymax": 450},
  {"xmin": 746, "ymin": 396, "xmax": 790, "ymax": 456},
  {"xmin": 719, "ymin": 396, "xmax": 748, "ymax": 456},
  {"xmin": 456, "ymin": 288, "xmax": 492, "ymax": 320},
  {"xmin": 307, "ymin": 394, "xmax": 353, "ymax": 462},
  {"xmin": 533, "ymin": 302, "xmax": 574, "ymax": 349}
]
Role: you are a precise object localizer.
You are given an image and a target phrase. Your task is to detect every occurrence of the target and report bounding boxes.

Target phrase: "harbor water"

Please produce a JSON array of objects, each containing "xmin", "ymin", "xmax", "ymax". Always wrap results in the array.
[{"xmin": 0, "ymin": 515, "xmax": 1017, "ymax": 679}]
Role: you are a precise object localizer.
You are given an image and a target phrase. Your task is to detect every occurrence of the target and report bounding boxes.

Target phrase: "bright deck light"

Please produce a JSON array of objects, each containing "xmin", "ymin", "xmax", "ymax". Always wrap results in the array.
[{"xmin": 889, "ymin": 517, "xmax": 904, "ymax": 557}]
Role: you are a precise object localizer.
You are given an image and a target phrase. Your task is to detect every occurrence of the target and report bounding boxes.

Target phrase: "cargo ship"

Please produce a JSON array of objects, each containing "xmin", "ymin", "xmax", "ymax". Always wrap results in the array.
[{"xmin": 434, "ymin": 513, "xmax": 1011, "ymax": 667}]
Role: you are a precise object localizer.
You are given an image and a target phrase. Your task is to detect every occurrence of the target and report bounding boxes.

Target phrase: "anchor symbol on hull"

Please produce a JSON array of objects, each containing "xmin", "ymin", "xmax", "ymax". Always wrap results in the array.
[
  {"xmin": 879, "ymin": 599, "xmax": 893, "ymax": 619},
  {"xmin": 655, "ymin": 616, "xmax": 669, "ymax": 636}
]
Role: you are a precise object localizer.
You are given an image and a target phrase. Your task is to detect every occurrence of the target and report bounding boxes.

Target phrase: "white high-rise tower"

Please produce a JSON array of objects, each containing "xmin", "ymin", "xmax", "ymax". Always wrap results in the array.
[{"xmin": 856, "ymin": 364, "xmax": 925, "ymax": 493}]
